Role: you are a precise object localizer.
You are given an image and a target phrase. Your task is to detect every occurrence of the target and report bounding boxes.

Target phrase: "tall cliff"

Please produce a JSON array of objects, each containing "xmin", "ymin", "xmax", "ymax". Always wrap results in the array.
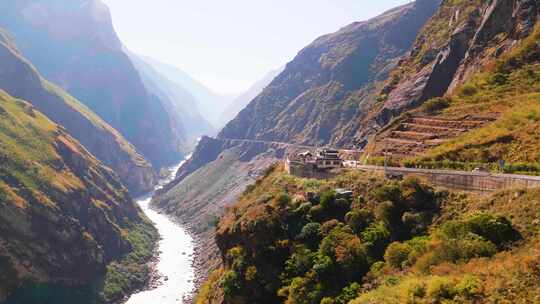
[
  {"xmin": 219, "ymin": 0, "xmax": 441, "ymax": 147},
  {"xmin": 365, "ymin": 0, "xmax": 539, "ymax": 137},
  {"xmin": 0, "ymin": 28, "xmax": 156, "ymax": 195},
  {"xmin": 0, "ymin": 0, "xmax": 187, "ymax": 168},
  {"xmin": 0, "ymin": 90, "xmax": 157, "ymax": 303}
]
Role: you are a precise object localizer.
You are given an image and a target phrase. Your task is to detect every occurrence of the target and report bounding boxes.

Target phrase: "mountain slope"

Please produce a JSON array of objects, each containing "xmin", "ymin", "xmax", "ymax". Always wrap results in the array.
[
  {"xmin": 129, "ymin": 53, "xmax": 215, "ymax": 142},
  {"xmin": 195, "ymin": 165, "xmax": 538, "ymax": 304},
  {"xmin": 367, "ymin": 0, "xmax": 538, "ymax": 131},
  {"xmin": 366, "ymin": 0, "xmax": 540, "ymax": 166},
  {"xmin": 153, "ymin": 0, "xmax": 442, "ymax": 284},
  {"xmin": 0, "ymin": 28, "xmax": 156, "ymax": 195},
  {"xmin": 0, "ymin": 0, "xmax": 186, "ymax": 168},
  {"xmin": 0, "ymin": 90, "xmax": 157, "ymax": 303},
  {"xmin": 218, "ymin": 67, "xmax": 284, "ymax": 128},
  {"xmin": 219, "ymin": 0, "xmax": 441, "ymax": 147},
  {"xmin": 140, "ymin": 56, "xmax": 233, "ymax": 128}
]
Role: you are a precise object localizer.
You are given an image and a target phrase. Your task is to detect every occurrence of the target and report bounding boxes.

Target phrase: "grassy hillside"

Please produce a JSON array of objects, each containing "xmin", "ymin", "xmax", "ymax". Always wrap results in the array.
[
  {"xmin": 195, "ymin": 165, "xmax": 539, "ymax": 303},
  {"xmin": 0, "ymin": 90, "xmax": 157, "ymax": 303},
  {"xmin": 403, "ymin": 24, "xmax": 540, "ymax": 174}
]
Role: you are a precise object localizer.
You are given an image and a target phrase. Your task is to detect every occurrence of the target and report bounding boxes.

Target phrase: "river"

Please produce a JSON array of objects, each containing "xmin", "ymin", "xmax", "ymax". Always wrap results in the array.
[{"xmin": 126, "ymin": 161, "xmax": 195, "ymax": 304}]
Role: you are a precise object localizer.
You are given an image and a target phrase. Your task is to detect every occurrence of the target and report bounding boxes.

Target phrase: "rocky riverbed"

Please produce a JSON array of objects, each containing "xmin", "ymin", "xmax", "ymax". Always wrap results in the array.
[{"xmin": 125, "ymin": 163, "xmax": 196, "ymax": 304}]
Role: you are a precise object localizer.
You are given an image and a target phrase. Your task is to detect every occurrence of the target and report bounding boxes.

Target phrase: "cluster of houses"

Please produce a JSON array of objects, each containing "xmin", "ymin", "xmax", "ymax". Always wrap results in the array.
[
  {"xmin": 285, "ymin": 148, "xmax": 344, "ymax": 178},
  {"xmin": 293, "ymin": 148, "xmax": 343, "ymax": 169}
]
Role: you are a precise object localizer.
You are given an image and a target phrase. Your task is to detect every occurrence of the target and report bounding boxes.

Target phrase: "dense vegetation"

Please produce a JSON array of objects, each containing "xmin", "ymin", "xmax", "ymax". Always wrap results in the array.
[{"xmin": 195, "ymin": 165, "xmax": 538, "ymax": 303}]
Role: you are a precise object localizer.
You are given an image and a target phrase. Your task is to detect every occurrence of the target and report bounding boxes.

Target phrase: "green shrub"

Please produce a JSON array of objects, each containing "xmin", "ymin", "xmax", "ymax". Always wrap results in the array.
[
  {"xmin": 313, "ymin": 254, "xmax": 335, "ymax": 278},
  {"xmin": 309, "ymin": 205, "xmax": 325, "ymax": 221},
  {"xmin": 422, "ymin": 97, "xmax": 451, "ymax": 113},
  {"xmin": 361, "ymin": 223, "xmax": 391, "ymax": 258},
  {"xmin": 284, "ymin": 277, "xmax": 322, "ymax": 304},
  {"xmin": 375, "ymin": 201, "xmax": 399, "ymax": 225},
  {"xmin": 220, "ymin": 270, "xmax": 241, "ymax": 296},
  {"xmin": 297, "ymin": 223, "xmax": 322, "ymax": 249},
  {"xmin": 320, "ymin": 190, "xmax": 336, "ymax": 210},
  {"xmin": 345, "ymin": 209, "xmax": 373, "ymax": 233},
  {"xmin": 374, "ymin": 184, "xmax": 402, "ymax": 203},
  {"xmin": 335, "ymin": 282, "xmax": 361, "ymax": 304},
  {"xmin": 294, "ymin": 202, "xmax": 313, "ymax": 216},
  {"xmin": 384, "ymin": 242, "xmax": 412, "ymax": 269},
  {"xmin": 320, "ymin": 297, "xmax": 335, "ymax": 304},
  {"xmin": 455, "ymin": 275, "xmax": 481, "ymax": 299},
  {"xmin": 426, "ymin": 277, "xmax": 456, "ymax": 301},
  {"xmin": 490, "ymin": 72, "xmax": 509, "ymax": 86},
  {"xmin": 276, "ymin": 193, "xmax": 291, "ymax": 207},
  {"xmin": 459, "ymin": 84, "xmax": 478, "ymax": 96},
  {"xmin": 466, "ymin": 213, "xmax": 521, "ymax": 249},
  {"xmin": 283, "ymin": 246, "xmax": 315, "ymax": 278}
]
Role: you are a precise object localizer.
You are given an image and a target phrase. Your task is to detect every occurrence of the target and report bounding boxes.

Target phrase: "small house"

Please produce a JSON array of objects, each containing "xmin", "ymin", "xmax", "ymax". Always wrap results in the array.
[{"xmin": 315, "ymin": 148, "xmax": 342, "ymax": 169}]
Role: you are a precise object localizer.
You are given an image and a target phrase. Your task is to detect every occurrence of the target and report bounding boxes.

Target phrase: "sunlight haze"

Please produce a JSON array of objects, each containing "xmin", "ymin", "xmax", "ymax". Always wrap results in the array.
[{"xmin": 102, "ymin": 0, "xmax": 411, "ymax": 94}]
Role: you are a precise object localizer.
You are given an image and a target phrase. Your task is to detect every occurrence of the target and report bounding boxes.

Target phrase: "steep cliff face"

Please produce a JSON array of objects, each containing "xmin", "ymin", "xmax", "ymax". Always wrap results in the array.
[
  {"xmin": 219, "ymin": 0, "xmax": 441, "ymax": 147},
  {"xmin": 365, "ymin": 0, "xmax": 540, "ymax": 163},
  {"xmin": 372, "ymin": 0, "xmax": 539, "ymax": 128},
  {"xmin": 0, "ymin": 0, "xmax": 186, "ymax": 168},
  {"xmin": 0, "ymin": 28, "xmax": 156, "ymax": 195},
  {"xmin": 0, "ymin": 90, "xmax": 157, "ymax": 303}
]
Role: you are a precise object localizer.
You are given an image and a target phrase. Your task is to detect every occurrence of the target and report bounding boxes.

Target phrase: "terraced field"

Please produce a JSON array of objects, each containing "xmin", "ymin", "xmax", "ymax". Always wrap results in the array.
[{"xmin": 372, "ymin": 115, "xmax": 495, "ymax": 159}]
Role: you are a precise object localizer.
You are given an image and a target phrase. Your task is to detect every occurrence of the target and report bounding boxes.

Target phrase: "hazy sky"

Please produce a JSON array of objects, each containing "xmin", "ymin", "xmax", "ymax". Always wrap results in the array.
[{"xmin": 102, "ymin": 0, "xmax": 411, "ymax": 95}]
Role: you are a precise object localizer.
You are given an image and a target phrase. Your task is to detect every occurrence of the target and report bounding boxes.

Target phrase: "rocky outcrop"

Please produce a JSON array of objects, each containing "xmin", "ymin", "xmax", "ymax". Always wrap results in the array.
[
  {"xmin": 219, "ymin": 0, "xmax": 440, "ymax": 147},
  {"xmin": 0, "ymin": 90, "xmax": 155, "ymax": 302},
  {"xmin": 0, "ymin": 0, "xmax": 187, "ymax": 169},
  {"xmin": 0, "ymin": 28, "xmax": 156, "ymax": 195},
  {"xmin": 372, "ymin": 0, "xmax": 539, "ymax": 129}
]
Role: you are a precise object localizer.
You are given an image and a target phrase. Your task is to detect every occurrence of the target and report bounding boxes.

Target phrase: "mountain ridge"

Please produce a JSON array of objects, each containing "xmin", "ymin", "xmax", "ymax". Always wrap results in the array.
[
  {"xmin": 0, "ymin": 0, "xmax": 187, "ymax": 169},
  {"xmin": 0, "ymin": 27, "xmax": 156, "ymax": 195}
]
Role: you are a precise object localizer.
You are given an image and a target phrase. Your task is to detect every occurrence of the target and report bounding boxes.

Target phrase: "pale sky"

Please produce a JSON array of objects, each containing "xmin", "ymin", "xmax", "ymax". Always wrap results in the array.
[{"xmin": 102, "ymin": 0, "xmax": 411, "ymax": 95}]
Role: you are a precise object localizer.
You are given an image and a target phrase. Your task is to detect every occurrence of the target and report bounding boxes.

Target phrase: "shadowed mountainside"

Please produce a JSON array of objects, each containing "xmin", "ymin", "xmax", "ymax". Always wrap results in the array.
[
  {"xmin": 129, "ymin": 53, "xmax": 215, "ymax": 144},
  {"xmin": 0, "ymin": 0, "xmax": 186, "ymax": 168},
  {"xmin": 0, "ymin": 28, "xmax": 156, "ymax": 195}
]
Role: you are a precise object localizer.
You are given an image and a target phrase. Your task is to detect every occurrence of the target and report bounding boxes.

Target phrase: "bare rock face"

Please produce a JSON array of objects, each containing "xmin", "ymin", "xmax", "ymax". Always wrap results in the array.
[
  {"xmin": 0, "ymin": 28, "xmax": 157, "ymax": 195},
  {"xmin": 375, "ymin": 0, "xmax": 539, "ymax": 127},
  {"xmin": 219, "ymin": 0, "xmax": 441, "ymax": 147}
]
